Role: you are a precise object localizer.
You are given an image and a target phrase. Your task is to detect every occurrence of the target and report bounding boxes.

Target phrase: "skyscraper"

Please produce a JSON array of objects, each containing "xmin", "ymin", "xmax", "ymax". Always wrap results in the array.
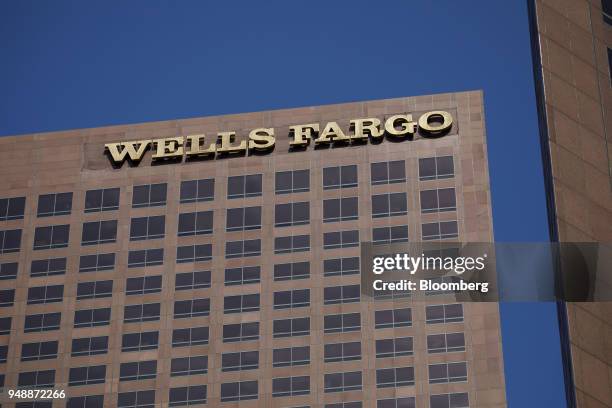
[
  {"xmin": 0, "ymin": 92, "xmax": 506, "ymax": 407},
  {"xmin": 528, "ymin": 0, "xmax": 612, "ymax": 407}
]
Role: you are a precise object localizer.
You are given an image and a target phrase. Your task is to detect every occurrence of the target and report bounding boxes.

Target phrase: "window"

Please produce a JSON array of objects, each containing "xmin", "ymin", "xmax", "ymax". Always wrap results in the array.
[
  {"xmin": 227, "ymin": 174, "xmax": 262, "ymax": 199},
  {"xmin": 425, "ymin": 304, "xmax": 463, "ymax": 324},
  {"xmin": 178, "ymin": 210, "xmax": 213, "ymax": 235},
  {"xmin": 275, "ymin": 234, "xmax": 310, "ymax": 253},
  {"xmin": 170, "ymin": 356, "xmax": 208, "ymax": 376},
  {"xmin": 176, "ymin": 270, "xmax": 211, "ymax": 290},
  {"xmin": 67, "ymin": 395, "xmax": 104, "ymax": 408},
  {"xmin": 224, "ymin": 294, "xmax": 260, "ymax": 313},
  {"xmin": 430, "ymin": 393, "xmax": 469, "ymax": 408},
  {"xmin": 122, "ymin": 331, "xmax": 159, "ymax": 352},
  {"xmin": 371, "ymin": 160, "xmax": 406, "ymax": 185},
  {"xmin": 377, "ymin": 397, "xmax": 416, "ymax": 408},
  {"xmin": 17, "ymin": 401, "xmax": 50, "ymax": 408},
  {"xmin": 324, "ymin": 341, "xmax": 361, "ymax": 362},
  {"xmin": 323, "ymin": 229, "xmax": 359, "ymax": 249},
  {"xmin": 172, "ymin": 326, "xmax": 209, "ymax": 347},
  {"xmin": 274, "ymin": 289, "xmax": 310, "ymax": 309},
  {"xmin": 276, "ymin": 169, "xmax": 309, "ymax": 194},
  {"xmin": 85, "ymin": 187, "xmax": 120, "ymax": 212},
  {"xmin": 0, "ymin": 316, "xmax": 11, "ymax": 335},
  {"xmin": 220, "ymin": 381, "xmax": 258, "ymax": 402},
  {"xmin": 375, "ymin": 308, "xmax": 412, "ymax": 329},
  {"xmin": 25, "ymin": 312, "xmax": 61, "ymax": 332},
  {"xmin": 76, "ymin": 280, "xmax": 112, "ymax": 300},
  {"xmin": 72, "ymin": 336, "xmax": 109, "ymax": 356},
  {"xmin": 68, "ymin": 365, "xmax": 106, "ymax": 386},
  {"xmin": 273, "ymin": 317, "xmax": 310, "ymax": 337},
  {"xmin": 324, "ymin": 284, "xmax": 360, "ymax": 304},
  {"xmin": 419, "ymin": 156, "xmax": 454, "ymax": 180},
  {"xmin": 273, "ymin": 346, "xmax": 310, "ymax": 367},
  {"xmin": 373, "ymin": 225, "xmax": 409, "ymax": 245},
  {"xmin": 225, "ymin": 239, "xmax": 260, "ymax": 258},
  {"xmin": 0, "ymin": 344, "xmax": 6, "ymax": 362},
  {"xmin": 422, "ymin": 221, "xmax": 458, "ymax": 240},
  {"xmin": 274, "ymin": 261, "xmax": 309, "ymax": 281},
  {"xmin": 604, "ymin": 0, "xmax": 612, "ymax": 24},
  {"xmin": 272, "ymin": 376, "xmax": 310, "ymax": 397},
  {"xmin": 429, "ymin": 361, "xmax": 468, "ymax": 383},
  {"xmin": 275, "ymin": 202, "xmax": 309, "ymax": 227},
  {"xmin": 177, "ymin": 244, "xmax": 212, "ymax": 263},
  {"xmin": 29, "ymin": 258, "xmax": 65, "ymax": 277},
  {"xmin": 126, "ymin": 275, "xmax": 162, "ymax": 295},
  {"xmin": 323, "ymin": 257, "xmax": 359, "ymax": 277},
  {"xmin": 323, "ymin": 165, "xmax": 358, "ymax": 189},
  {"xmin": 180, "ymin": 178, "xmax": 214, "ymax": 203},
  {"xmin": 37, "ymin": 192, "xmax": 72, "ymax": 217},
  {"xmin": 222, "ymin": 350, "xmax": 259, "ymax": 371},
  {"xmin": 33, "ymin": 225, "xmax": 69, "ymax": 250},
  {"xmin": 169, "ymin": 385, "xmax": 207, "ymax": 407},
  {"xmin": 128, "ymin": 248, "xmax": 163, "ymax": 268},
  {"xmin": 226, "ymin": 206, "xmax": 261, "ymax": 231},
  {"xmin": 376, "ymin": 367, "xmax": 415, "ymax": 388},
  {"xmin": 0, "ymin": 228, "xmax": 22, "ymax": 253},
  {"xmin": 324, "ymin": 312, "xmax": 361, "ymax": 333},
  {"xmin": 376, "ymin": 337, "xmax": 413, "ymax": 358},
  {"xmin": 81, "ymin": 220, "xmax": 117, "ymax": 245},
  {"xmin": 174, "ymin": 298, "xmax": 210, "ymax": 318},
  {"xmin": 132, "ymin": 183, "xmax": 167, "ymax": 207},
  {"xmin": 21, "ymin": 341, "xmax": 58, "ymax": 361},
  {"xmin": 124, "ymin": 303, "xmax": 160, "ymax": 323},
  {"xmin": 118, "ymin": 390, "xmax": 155, "ymax": 408},
  {"xmin": 74, "ymin": 308, "xmax": 111, "ymax": 328},
  {"xmin": 130, "ymin": 215, "xmax": 165, "ymax": 240},
  {"xmin": 79, "ymin": 253, "xmax": 115, "ymax": 272},
  {"xmin": 326, "ymin": 403, "xmax": 363, "ymax": 408},
  {"xmin": 0, "ymin": 288, "xmax": 15, "ymax": 307},
  {"xmin": 323, "ymin": 197, "xmax": 358, "ymax": 222},
  {"xmin": 609, "ymin": 48, "xmax": 612, "ymax": 83},
  {"xmin": 420, "ymin": 188, "xmax": 457, "ymax": 213},
  {"xmin": 225, "ymin": 266, "xmax": 260, "ymax": 285},
  {"xmin": 0, "ymin": 261, "xmax": 18, "ymax": 280},
  {"xmin": 119, "ymin": 360, "xmax": 157, "ymax": 381},
  {"xmin": 27, "ymin": 285, "xmax": 63, "ymax": 304},
  {"xmin": 428, "ymin": 332, "xmax": 465, "ymax": 353},
  {"xmin": 223, "ymin": 322, "xmax": 259, "ymax": 342},
  {"xmin": 372, "ymin": 192, "xmax": 407, "ymax": 217},
  {"xmin": 0, "ymin": 196, "xmax": 25, "ymax": 220},
  {"xmin": 18, "ymin": 370, "xmax": 55, "ymax": 387},
  {"xmin": 324, "ymin": 371, "xmax": 362, "ymax": 393}
]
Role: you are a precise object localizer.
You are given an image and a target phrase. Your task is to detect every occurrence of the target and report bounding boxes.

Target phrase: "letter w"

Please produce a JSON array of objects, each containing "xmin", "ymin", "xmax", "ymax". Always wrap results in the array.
[{"xmin": 105, "ymin": 140, "xmax": 151, "ymax": 163}]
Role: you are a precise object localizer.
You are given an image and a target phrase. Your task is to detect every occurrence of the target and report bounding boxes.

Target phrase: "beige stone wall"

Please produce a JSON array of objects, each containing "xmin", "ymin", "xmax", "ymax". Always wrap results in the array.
[
  {"xmin": 534, "ymin": 0, "xmax": 612, "ymax": 406},
  {"xmin": 0, "ymin": 92, "xmax": 505, "ymax": 407}
]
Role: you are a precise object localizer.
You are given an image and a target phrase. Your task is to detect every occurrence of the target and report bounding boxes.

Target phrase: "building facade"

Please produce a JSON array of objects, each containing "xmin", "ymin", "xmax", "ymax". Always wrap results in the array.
[
  {"xmin": 528, "ymin": 1, "xmax": 612, "ymax": 407},
  {"xmin": 0, "ymin": 92, "xmax": 506, "ymax": 407}
]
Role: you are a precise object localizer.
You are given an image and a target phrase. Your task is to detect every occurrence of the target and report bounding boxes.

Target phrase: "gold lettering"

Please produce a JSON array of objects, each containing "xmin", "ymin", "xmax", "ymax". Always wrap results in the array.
[
  {"xmin": 315, "ymin": 121, "xmax": 351, "ymax": 144},
  {"xmin": 248, "ymin": 128, "xmax": 275, "ymax": 151},
  {"xmin": 289, "ymin": 123, "xmax": 319, "ymax": 146},
  {"xmin": 217, "ymin": 131, "xmax": 247, "ymax": 153},
  {"xmin": 152, "ymin": 137, "xmax": 184, "ymax": 159},
  {"xmin": 105, "ymin": 140, "xmax": 151, "ymax": 163},
  {"xmin": 350, "ymin": 118, "xmax": 383, "ymax": 139},
  {"xmin": 384, "ymin": 114, "xmax": 416, "ymax": 137},
  {"xmin": 418, "ymin": 111, "xmax": 453, "ymax": 135},
  {"xmin": 185, "ymin": 134, "xmax": 216, "ymax": 157}
]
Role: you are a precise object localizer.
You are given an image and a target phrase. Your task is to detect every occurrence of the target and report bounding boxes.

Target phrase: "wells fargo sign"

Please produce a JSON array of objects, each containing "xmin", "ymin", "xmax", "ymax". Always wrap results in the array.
[{"xmin": 105, "ymin": 110, "xmax": 453, "ymax": 166}]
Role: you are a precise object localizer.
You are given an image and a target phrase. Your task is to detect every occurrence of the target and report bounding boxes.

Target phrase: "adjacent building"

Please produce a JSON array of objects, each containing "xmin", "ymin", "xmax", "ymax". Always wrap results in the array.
[
  {"xmin": 528, "ymin": 0, "xmax": 612, "ymax": 407},
  {"xmin": 0, "ymin": 92, "xmax": 506, "ymax": 407}
]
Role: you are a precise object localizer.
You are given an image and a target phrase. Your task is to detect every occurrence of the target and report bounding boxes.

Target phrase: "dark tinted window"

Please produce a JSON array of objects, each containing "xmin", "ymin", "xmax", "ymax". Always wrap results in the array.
[
  {"xmin": 419, "ymin": 156, "xmax": 454, "ymax": 180},
  {"xmin": 33, "ymin": 225, "xmax": 68, "ymax": 250},
  {"xmin": 274, "ymin": 261, "xmax": 309, "ymax": 281},
  {"xmin": 177, "ymin": 244, "xmax": 212, "ymax": 263},
  {"xmin": 180, "ymin": 178, "xmax": 214, "ymax": 203},
  {"xmin": 227, "ymin": 174, "xmax": 262, "ymax": 199},
  {"xmin": 128, "ymin": 248, "xmax": 163, "ymax": 268},
  {"xmin": 0, "ymin": 196, "xmax": 25, "ymax": 220},
  {"xmin": 85, "ymin": 188, "xmax": 120, "ymax": 212},
  {"xmin": 0, "ymin": 261, "xmax": 18, "ymax": 280},
  {"xmin": 323, "ymin": 165, "xmax": 358, "ymax": 189},
  {"xmin": 79, "ymin": 253, "xmax": 115, "ymax": 272},
  {"xmin": 132, "ymin": 183, "xmax": 167, "ymax": 207},
  {"xmin": 30, "ymin": 258, "xmax": 66, "ymax": 277},
  {"xmin": 37, "ymin": 192, "xmax": 72, "ymax": 217},
  {"xmin": 178, "ymin": 211, "xmax": 213, "ymax": 235},
  {"xmin": 81, "ymin": 220, "xmax": 117, "ymax": 245},
  {"xmin": 1, "ymin": 228, "xmax": 22, "ymax": 253},
  {"xmin": 276, "ymin": 169, "xmax": 309, "ymax": 194}
]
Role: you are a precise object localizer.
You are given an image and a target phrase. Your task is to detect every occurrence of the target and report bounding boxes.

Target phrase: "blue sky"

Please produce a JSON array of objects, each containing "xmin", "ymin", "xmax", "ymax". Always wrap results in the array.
[{"xmin": 0, "ymin": 1, "xmax": 566, "ymax": 406}]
